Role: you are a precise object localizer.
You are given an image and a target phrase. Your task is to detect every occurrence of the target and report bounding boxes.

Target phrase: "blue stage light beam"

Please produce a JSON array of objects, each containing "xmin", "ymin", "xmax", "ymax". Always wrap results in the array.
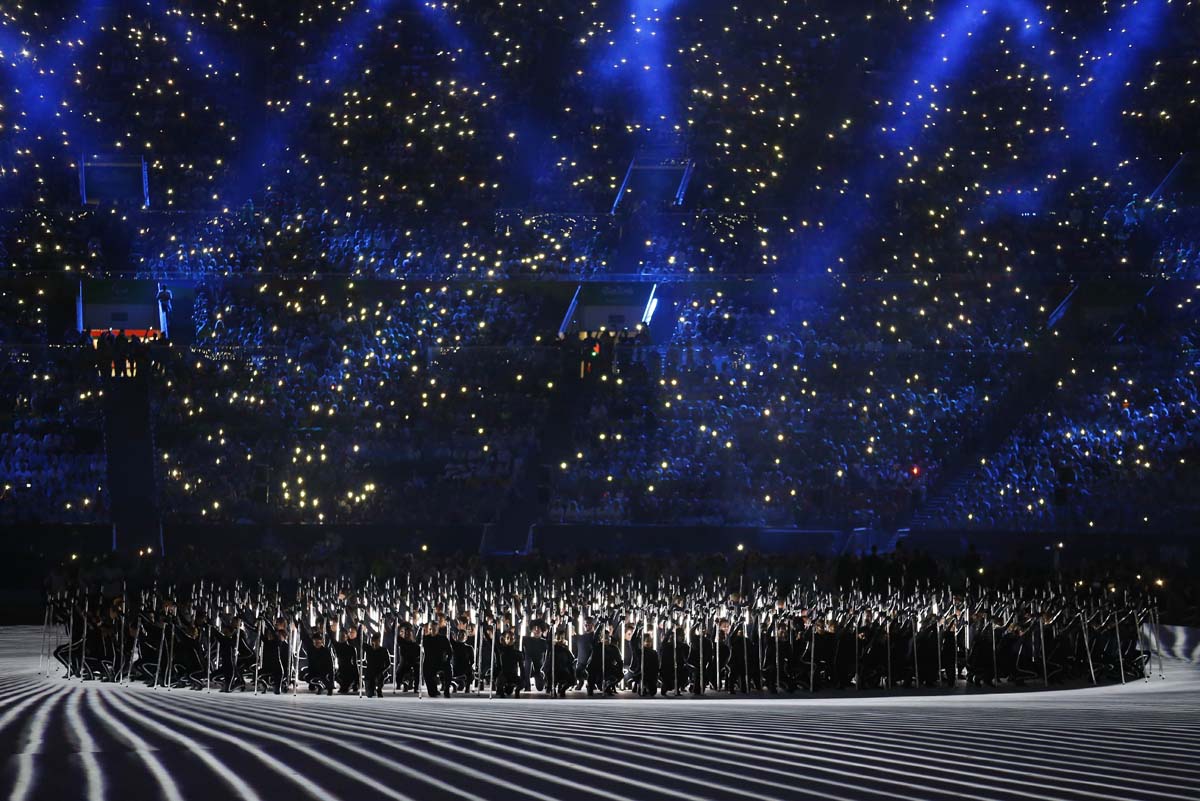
[
  {"xmin": 800, "ymin": 0, "xmax": 1177, "ymax": 277},
  {"xmin": 590, "ymin": 0, "xmax": 680, "ymax": 134},
  {"xmin": 221, "ymin": 0, "xmax": 395, "ymax": 206},
  {"xmin": 0, "ymin": 0, "xmax": 114, "ymax": 202}
]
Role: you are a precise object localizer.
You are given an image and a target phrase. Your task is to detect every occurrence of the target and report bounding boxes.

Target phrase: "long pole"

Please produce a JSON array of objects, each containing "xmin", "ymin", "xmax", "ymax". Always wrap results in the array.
[
  {"xmin": 1151, "ymin": 606, "xmax": 1165, "ymax": 680},
  {"xmin": 292, "ymin": 621, "xmax": 301, "ymax": 696},
  {"xmin": 127, "ymin": 618, "xmax": 141, "ymax": 684},
  {"xmin": 358, "ymin": 625, "xmax": 365, "ymax": 699},
  {"xmin": 67, "ymin": 597, "xmax": 76, "ymax": 680},
  {"xmin": 392, "ymin": 619, "xmax": 400, "ymax": 695},
  {"xmin": 912, "ymin": 615, "xmax": 920, "ymax": 686},
  {"xmin": 774, "ymin": 616, "xmax": 781, "ymax": 694},
  {"xmin": 488, "ymin": 616, "xmax": 497, "ymax": 699},
  {"xmin": 952, "ymin": 609, "xmax": 959, "ymax": 686},
  {"xmin": 1079, "ymin": 613, "xmax": 1096, "ymax": 685},
  {"xmin": 739, "ymin": 578, "xmax": 749, "ymax": 693},
  {"xmin": 253, "ymin": 619, "xmax": 263, "ymax": 695},
  {"xmin": 118, "ymin": 589, "xmax": 127, "ymax": 684},
  {"xmin": 990, "ymin": 617, "xmax": 998, "ymax": 684},
  {"xmin": 1132, "ymin": 611, "xmax": 1148, "ymax": 683},
  {"xmin": 1038, "ymin": 614, "xmax": 1049, "ymax": 687},
  {"xmin": 81, "ymin": 594, "xmax": 90, "ymax": 681},
  {"xmin": 417, "ymin": 619, "xmax": 425, "ymax": 699},
  {"xmin": 674, "ymin": 627, "xmax": 680, "ymax": 696},
  {"xmin": 152, "ymin": 618, "xmax": 166, "ymax": 689},
  {"xmin": 853, "ymin": 614, "xmax": 860, "ymax": 690},
  {"xmin": 1114, "ymin": 615, "xmax": 1126, "ymax": 685},
  {"xmin": 935, "ymin": 615, "xmax": 943, "ymax": 686},
  {"xmin": 164, "ymin": 621, "xmax": 176, "ymax": 691},
  {"xmin": 886, "ymin": 618, "xmax": 892, "ymax": 689},
  {"xmin": 474, "ymin": 611, "xmax": 482, "ymax": 693},
  {"xmin": 757, "ymin": 611, "xmax": 766, "ymax": 689},
  {"xmin": 715, "ymin": 618, "xmax": 722, "ymax": 693},
  {"xmin": 809, "ymin": 617, "xmax": 815, "ymax": 693}
]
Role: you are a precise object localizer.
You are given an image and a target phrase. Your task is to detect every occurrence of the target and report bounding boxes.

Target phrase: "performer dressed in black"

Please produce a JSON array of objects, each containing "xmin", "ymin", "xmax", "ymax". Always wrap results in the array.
[{"xmin": 364, "ymin": 633, "xmax": 391, "ymax": 697}]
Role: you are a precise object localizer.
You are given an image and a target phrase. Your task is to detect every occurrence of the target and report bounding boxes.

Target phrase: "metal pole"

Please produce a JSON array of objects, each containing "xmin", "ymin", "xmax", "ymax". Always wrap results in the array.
[
  {"xmin": 164, "ymin": 622, "xmax": 176, "ymax": 691},
  {"xmin": 757, "ymin": 611, "xmax": 766, "ymax": 690},
  {"xmin": 253, "ymin": 619, "xmax": 263, "ymax": 695},
  {"xmin": 358, "ymin": 625, "xmax": 365, "ymax": 699},
  {"xmin": 1079, "ymin": 613, "xmax": 1096, "ymax": 685},
  {"xmin": 951, "ymin": 611, "xmax": 958, "ymax": 687},
  {"xmin": 912, "ymin": 615, "xmax": 920, "ymax": 686},
  {"xmin": 1114, "ymin": 615, "xmax": 1126, "ymax": 685},
  {"xmin": 936, "ymin": 613, "xmax": 946, "ymax": 687},
  {"xmin": 742, "ymin": 612, "xmax": 750, "ymax": 693},
  {"xmin": 127, "ymin": 618, "xmax": 141, "ymax": 685},
  {"xmin": 1131, "ymin": 610, "xmax": 1147, "ymax": 683},
  {"xmin": 674, "ymin": 627, "xmax": 680, "ymax": 696},
  {"xmin": 886, "ymin": 618, "xmax": 892, "ymax": 689},
  {"xmin": 774, "ymin": 616, "xmax": 781, "ymax": 694},
  {"xmin": 809, "ymin": 617, "xmax": 815, "ymax": 693},
  {"xmin": 474, "ymin": 611, "xmax": 482, "ymax": 694},
  {"xmin": 152, "ymin": 618, "xmax": 167, "ymax": 689},
  {"xmin": 990, "ymin": 618, "xmax": 998, "ymax": 685},
  {"xmin": 118, "ymin": 593, "xmax": 127, "ymax": 685},
  {"xmin": 1151, "ymin": 607, "xmax": 1165, "ymax": 680},
  {"xmin": 488, "ymin": 616, "xmax": 497, "ymax": 699},
  {"xmin": 850, "ymin": 613, "xmax": 860, "ymax": 690},
  {"xmin": 1038, "ymin": 615, "xmax": 1049, "ymax": 687},
  {"xmin": 67, "ymin": 596, "xmax": 76, "ymax": 680},
  {"xmin": 292, "ymin": 622, "xmax": 301, "ymax": 696},
  {"xmin": 417, "ymin": 620, "xmax": 425, "ymax": 699},
  {"xmin": 715, "ymin": 618, "xmax": 722, "ymax": 693},
  {"xmin": 392, "ymin": 619, "xmax": 400, "ymax": 695}
]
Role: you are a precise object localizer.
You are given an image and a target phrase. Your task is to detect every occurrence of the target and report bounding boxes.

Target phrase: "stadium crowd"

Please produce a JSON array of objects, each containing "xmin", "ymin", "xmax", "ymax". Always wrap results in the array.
[{"xmin": 0, "ymin": 0, "xmax": 1197, "ymax": 542}]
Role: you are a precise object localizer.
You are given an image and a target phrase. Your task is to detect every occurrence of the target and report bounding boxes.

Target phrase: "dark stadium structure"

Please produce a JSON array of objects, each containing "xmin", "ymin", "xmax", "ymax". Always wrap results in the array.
[{"xmin": 1, "ymin": 0, "xmax": 1198, "ymax": 799}]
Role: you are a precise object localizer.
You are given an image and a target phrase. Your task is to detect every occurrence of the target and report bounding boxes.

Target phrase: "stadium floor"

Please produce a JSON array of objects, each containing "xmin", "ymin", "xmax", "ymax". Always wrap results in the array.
[{"xmin": 2, "ymin": 626, "xmax": 1198, "ymax": 801}]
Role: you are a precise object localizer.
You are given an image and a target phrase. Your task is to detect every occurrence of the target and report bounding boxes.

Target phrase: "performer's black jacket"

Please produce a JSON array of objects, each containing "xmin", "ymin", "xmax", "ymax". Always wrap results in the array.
[
  {"xmin": 542, "ymin": 643, "xmax": 576, "ymax": 685},
  {"xmin": 495, "ymin": 642, "xmax": 521, "ymax": 682},
  {"xmin": 573, "ymin": 632, "xmax": 594, "ymax": 674},
  {"xmin": 422, "ymin": 631, "xmax": 453, "ymax": 673},
  {"xmin": 587, "ymin": 641, "xmax": 623, "ymax": 682},
  {"xmin": 451, "ymin": 638, "xmax": 474, "ymax": 676},
  {"xmin": 306, "ymin": 643, "xmax": 334, "ymax": 677},
  {"xmin": 640, "ymin": 646, "xmax": 660, "ymax": 693},
  {"xmin": 364, "ymin": 643, "xmax": 390, "ymax": 677},
  {"xmin": 333, "ymin": 639, "xmax": 361, "ymax": 672}
]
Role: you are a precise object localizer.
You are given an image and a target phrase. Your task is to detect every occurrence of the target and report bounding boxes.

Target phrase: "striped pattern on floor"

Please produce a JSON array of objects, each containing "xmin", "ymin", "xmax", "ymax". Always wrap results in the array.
[{"xmin": 3, "ymin": 625, "xmax": 1199, "ymax": 801}]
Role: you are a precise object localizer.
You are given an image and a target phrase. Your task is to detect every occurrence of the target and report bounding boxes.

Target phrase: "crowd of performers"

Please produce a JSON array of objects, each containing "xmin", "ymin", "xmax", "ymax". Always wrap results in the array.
[{"xmin": 45, "ymin": 573, "xmax": 1165, "ymax": 698}]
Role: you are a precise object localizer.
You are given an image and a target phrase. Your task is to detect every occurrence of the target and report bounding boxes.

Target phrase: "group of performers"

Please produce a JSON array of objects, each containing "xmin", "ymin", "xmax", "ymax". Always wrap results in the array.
[{"xmin": 45, "ymin": 572, "xmax": 1163, "ymax": 697}]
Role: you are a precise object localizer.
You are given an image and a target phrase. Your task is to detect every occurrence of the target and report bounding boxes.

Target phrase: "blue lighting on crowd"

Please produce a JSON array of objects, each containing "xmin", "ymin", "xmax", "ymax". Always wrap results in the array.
[{"xmin": 590, "ymin": 0, "xmax": 680, "ymax": 133}]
